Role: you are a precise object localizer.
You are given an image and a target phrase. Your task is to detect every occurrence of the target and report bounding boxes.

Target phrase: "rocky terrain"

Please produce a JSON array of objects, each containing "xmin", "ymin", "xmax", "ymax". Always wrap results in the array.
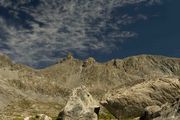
[
  {"xmin": 0, "ymin": 53, "xmax": 180, "ymax": 119},
  {"xmin": 101, "ymin": 77, "xmax": 180, "ymax": 119},
  {"xmin": 58, "ymin": 86, "xmax": 100, "ymax": 120},
  {"xmin": 139, "ymin": 97, "xmax": 180, "ymax": 120}
]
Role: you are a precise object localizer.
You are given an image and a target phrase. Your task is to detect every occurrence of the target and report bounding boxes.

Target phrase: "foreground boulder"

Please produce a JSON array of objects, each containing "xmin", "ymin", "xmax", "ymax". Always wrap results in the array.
[
  {"xmin": 101, "ymin": 77, "xmax": 180, "ymax": 119},
  {"xmin": 140, "ymin": 97, "xmax": 180, "ymax": 120},
  {"xmin": 58, "ymin": 86, "xmax": 100, "ymax": 120},
  {"xmin": 140, "ymin": 105, "xmax": 161, "ymax": 120},
  {"xmin": 24, "ymin": 114, "xmax": 52, "ymax": 120},
  {"xmin": 153, "ymin": 97, "xmax": 180, "ymax": 120}
]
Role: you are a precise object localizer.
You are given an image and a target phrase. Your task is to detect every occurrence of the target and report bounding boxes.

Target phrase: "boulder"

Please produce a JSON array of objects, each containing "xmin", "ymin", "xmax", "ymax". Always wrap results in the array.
[
  {"xmin": 140, "ymin": 105, "xmax": 161, "ymax": 120},
  {"xmin": 101, "ymin": 77, "xmax": 180, "ymax": 119},
  {"xmin": 153, "ymin": 97, "xmax": 180, "ymax": 120},
  {"xmin": 58, "ymin": 86, "xmax": 100, "ymax": 120}
]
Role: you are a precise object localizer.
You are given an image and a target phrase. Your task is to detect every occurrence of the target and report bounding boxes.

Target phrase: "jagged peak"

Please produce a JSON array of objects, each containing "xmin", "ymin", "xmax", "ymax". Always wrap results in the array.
[
  {"xmin": 122, "ymin": 54, "xmax": 179, "ymax": 61},
  {"xmin": 66, "ymin": 52, "xmax": 74, "ymax": 60},
  {"xmin": 0, "ymin": 53, "xmax": 11, "ymax": 59},
  {"xmin": 55, "ymin": 52, "xmax": 76, "ymax": 64},
  {"xmin": 82, "ymin": 57, "xmax": 96, "ymax": 67},
  {"xmin": 0, "ymin": 53, "xmax": 13, "ymax": 66}
]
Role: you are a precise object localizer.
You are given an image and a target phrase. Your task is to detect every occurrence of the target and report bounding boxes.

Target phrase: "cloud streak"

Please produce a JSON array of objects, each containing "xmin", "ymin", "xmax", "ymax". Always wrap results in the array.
[{"xmin": 0, "ymin": 0, "xmax": 161, "ymax": 67}]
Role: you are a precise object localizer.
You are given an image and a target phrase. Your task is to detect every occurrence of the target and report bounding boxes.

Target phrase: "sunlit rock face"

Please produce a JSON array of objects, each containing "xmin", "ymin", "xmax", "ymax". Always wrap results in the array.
[
  {"xmin": 58, "ymin": 86, "xmax": 100, "ymax": 120},
  {"xmin": 101, "ymin": 77, "xmax": 180, "ymax": 119},
  {"xmin": 0, "ymin": 0, "xmax": 163, "ymax": 67}
]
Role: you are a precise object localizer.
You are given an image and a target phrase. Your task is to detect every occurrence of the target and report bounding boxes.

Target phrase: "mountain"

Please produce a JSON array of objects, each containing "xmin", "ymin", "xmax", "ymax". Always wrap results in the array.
[{"xmin": 0, "ymin": 54, "xmax": 180, "ymax": 119}]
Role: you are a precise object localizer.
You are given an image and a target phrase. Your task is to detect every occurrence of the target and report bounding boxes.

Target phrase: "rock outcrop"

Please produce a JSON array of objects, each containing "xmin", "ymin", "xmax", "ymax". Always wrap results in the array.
[
  {"xmin": 0, "ymin": 53, "xmax": 13, "ymax": 67},
  {"xmin": 140, "ymin": 97, "xmax": 180, "ymax": 120},
  {"xmin": 140, "ymin": 105, "xmax": 161, "ymax": 120},
  {"xmin": 101, "ymin": 77, "xmax": 180, "ymax": 119},
  {"xmin": 66, "ymin": 52, "xmax": 74, "ymax": 60},
  {"xmin": 82, "ymin": 57, "xmax": 96, "ymax": 67},
  {"xmin": 153, "ymin": 97, "xmax": 180, "ymax": 120},
  {"xmin": 58, "ymin": 86, "xmax": 100, "ymax": 120}
]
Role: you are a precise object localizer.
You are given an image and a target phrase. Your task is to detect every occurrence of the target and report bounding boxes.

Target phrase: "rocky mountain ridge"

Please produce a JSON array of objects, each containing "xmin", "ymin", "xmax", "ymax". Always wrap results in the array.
[{"xmin": 0, "ymin": 53, "xmax": 180, "ymax": 119}]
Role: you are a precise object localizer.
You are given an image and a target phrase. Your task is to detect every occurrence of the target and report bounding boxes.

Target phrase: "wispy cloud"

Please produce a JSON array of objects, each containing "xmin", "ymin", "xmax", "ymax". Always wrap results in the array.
[{"xmin": 0, "ymin": 0, "xmax": 161, "ymax": 67}]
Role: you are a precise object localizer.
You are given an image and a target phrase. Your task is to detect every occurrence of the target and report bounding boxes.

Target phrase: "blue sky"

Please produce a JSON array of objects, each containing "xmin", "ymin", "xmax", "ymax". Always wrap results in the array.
[
  {"xmin": 74, "ymin": 0, "xmax": 180, "ymax": 62},
  {"xmin": 0, "ymin": 0, "xmax": 179, "ymax": 68},
  {"xmin": 98, "ymin": 0, "xmax": 180, "ymax": 60}
]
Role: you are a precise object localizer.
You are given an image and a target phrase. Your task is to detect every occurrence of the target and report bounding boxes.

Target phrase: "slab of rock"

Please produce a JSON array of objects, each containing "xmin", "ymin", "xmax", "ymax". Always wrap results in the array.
[
  {"xmin": 101, "ymin": 77, "xmax": 180, "ymax": 119},
  {"xmin": 58, "ymin": 86, "xmax": 100, "ymax": 120}
]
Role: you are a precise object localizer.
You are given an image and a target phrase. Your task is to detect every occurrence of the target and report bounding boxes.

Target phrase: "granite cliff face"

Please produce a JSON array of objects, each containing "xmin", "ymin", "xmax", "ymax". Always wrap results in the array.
[{"xmin": 0, "ymin": 54, "xmax": 180, "ymax": 119}]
